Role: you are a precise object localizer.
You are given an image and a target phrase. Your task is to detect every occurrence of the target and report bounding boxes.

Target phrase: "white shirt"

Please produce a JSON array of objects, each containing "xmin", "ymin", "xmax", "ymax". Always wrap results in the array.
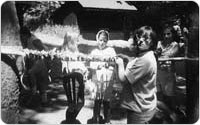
[{"xmin": 90, "ymin": 47, "xmax": 116, "ymax": 69}]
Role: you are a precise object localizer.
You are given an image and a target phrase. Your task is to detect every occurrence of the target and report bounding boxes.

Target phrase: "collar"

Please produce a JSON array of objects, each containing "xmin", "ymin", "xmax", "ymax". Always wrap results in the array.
[{"xmin": 137, "ymin": 50, "xmax": 151, "ymax": 57}]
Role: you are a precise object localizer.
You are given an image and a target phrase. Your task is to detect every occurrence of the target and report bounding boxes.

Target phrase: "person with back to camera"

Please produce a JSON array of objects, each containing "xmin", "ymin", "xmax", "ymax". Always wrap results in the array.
[
  {"xmin": 59, "ymin": 32, "xmax": 87, "ymax": 124},
  {"xmin": 156, "ymin": 25, "xmax": 179, "ymax": 123},
  {"xmin": 19, "ymin": 26, "xmax": 50, "ymax": 106},
  {"xmin": 115, "ymin": 26, "xmax": 158, "ymax": 124},
  {"xmin": 87, "ymin": 30, "xmax": 116, "ymax": 124}
]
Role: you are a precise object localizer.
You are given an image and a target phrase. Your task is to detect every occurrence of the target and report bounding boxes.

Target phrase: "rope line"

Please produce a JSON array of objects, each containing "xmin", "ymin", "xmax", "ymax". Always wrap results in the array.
[
  {"xmin": 1, "ymin": 46, "xmax": 116, "ymax": 62},
  {"xmin": 1, "ymin": 46, "xmax": 199, "ymax": 62}
]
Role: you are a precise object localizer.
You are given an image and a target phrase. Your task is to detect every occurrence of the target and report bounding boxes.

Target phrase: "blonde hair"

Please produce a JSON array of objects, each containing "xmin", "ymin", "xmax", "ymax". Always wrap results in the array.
[{"xmin": 62, "ymin": 32, "xmax": 79, "ymax": 53}]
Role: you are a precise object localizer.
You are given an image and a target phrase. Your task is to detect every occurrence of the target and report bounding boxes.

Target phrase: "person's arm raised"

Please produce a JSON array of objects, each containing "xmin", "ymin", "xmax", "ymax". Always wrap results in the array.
[{"xmin": 115, "ymin": 57, "xmax": 129, "ymax": 84}]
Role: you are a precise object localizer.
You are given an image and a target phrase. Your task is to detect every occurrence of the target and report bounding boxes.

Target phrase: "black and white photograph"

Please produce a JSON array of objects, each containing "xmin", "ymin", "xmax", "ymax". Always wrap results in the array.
[{"xmin": 1, "ymin": 1, "xmax": 199, "ymax": 124}]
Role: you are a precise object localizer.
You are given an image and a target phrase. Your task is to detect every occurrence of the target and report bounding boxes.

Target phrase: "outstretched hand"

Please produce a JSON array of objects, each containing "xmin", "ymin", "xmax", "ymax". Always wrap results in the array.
[
  {"xmin": 115, "ymin": 57, "xmax": 124, "ymax": 66},
  {"xmin": 116, "ymin": 53, "xmax": 131, "ymax": 65}
]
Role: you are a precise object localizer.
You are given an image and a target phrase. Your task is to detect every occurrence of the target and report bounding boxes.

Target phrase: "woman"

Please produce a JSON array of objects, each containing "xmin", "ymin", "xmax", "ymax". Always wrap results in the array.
[
  {"xmin": 156, "ymin": 26, "xmax": 179, "ymax": 123},
  {"xmin": 115, "ymin": 26, "xmax": 158, "ymax": 124}
]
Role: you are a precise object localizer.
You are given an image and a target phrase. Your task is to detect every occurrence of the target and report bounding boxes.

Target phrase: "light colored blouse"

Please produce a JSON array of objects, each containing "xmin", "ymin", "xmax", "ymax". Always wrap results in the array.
[
  {"xmin": 157, "ymin": 41, "xmax": 179, "ymax": 58},
  {"xmin": 90, "ymin": 47, "xmax": 116, "ymax": 100}
]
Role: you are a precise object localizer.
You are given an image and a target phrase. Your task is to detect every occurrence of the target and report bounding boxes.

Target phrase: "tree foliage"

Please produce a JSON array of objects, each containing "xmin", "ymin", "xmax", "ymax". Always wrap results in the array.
[
  {"xmin": 16, "ymin": 1, "xmax": 64, "ymax": 30},
  {"xmin": 16, "ymin": 1, "xmax": 194, "ymax": 31}
]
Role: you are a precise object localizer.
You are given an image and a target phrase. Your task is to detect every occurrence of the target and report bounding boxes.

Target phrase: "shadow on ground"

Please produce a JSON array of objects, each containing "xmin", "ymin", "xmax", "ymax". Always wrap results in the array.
[
  {"xmin": 19, "ymin": 82, "xmax": 68, "ymax": 123},
  {"xmin": 18, "ymin": 77, "xmax": 187, "ymax": 124}
]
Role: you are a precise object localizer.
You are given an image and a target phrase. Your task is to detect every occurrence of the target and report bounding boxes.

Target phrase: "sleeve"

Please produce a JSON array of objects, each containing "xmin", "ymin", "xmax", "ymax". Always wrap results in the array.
[
  {"xmin": 157, "ymin": 41, "xmax": 162, "ymax": 49},
  {"xmin": 109, "ymin": 47, "xmax": 116, "ymax": 56},
  {"xmin": 90, "ymin": 49, "xmax": 98, "ymax": 56},
  {"xmin": 162, "ymin": 42, "xmax": 179, "ymax": 57},
  {"xmin": 125, "ymin": 58, "xmax": 149, "ymax": 84},
  {"xmin": 168, "ymin": 42, "xmax": 179, "ymax": 57},
  {"xmin": 90, "ymin": 50, "xmax": 94, "ymax": 56}
]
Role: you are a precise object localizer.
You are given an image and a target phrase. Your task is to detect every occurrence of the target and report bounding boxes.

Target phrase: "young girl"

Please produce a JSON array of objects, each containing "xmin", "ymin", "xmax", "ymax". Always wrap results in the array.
[
  {"xmin": 115, "ymin": 26, "xmax": 158, "ymax": 124},
  {"xmin": 88, "ymin": 30, "xmax": 116, "ymax": 124},
  {"xmin": 156, "ymin": 26, "xmax": 179, "ymax": 123},
  {"xmin": 60, "ymin": 32, "xmax": 87, "ymax": 124},
  {"xmin": 157, "ymin": 26, "xmax": 179, "ymax": 58}
]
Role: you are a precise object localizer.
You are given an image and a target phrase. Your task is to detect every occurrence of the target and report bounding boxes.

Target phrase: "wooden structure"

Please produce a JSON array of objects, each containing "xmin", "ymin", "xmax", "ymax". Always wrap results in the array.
[{"xmin": 52, "ymin": 1, "xmax": 137, "ymax": 41}]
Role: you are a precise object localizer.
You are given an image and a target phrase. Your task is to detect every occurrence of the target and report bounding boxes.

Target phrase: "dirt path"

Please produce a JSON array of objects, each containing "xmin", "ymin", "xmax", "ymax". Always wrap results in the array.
[
  {"xmin": 19, "ymin": 82, "xmax": 127, "ymax": 124},
  {"xmin": 18, "ymin": 80, "xmax": 186, "ymax": 124}
]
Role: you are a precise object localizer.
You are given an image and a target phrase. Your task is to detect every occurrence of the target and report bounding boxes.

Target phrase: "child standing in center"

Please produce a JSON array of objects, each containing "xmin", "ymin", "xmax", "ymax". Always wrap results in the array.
[{"xmin": 88, "ymin": 30, "xmax": 116, "ymax": 124}]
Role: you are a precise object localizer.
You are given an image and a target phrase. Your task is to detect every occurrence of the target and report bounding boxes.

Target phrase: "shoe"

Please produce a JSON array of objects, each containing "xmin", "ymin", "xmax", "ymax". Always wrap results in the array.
[
  {"xmin": 87, "ymin": 118, "xmax": 93, "ymax": 124},
  {"xmin": 87, "ymin": 116, "xmax": 103, "ymax": 124}
]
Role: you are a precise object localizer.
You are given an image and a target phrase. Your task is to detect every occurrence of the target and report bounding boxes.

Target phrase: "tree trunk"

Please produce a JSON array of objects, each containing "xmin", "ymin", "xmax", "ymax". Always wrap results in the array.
[
  {"xmin": 1, "ymin": 1, "xmax": 21, "ymax": 123},
  {"xmin": 186, "ymin": 2, "xmax": 199, "ymax": 123}
]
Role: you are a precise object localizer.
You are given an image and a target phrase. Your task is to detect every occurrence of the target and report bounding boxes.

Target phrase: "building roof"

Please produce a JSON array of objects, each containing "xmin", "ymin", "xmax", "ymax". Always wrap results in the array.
[{"xmin": 78, "ymin": 0, "xmax": 137, "ymax": 11}]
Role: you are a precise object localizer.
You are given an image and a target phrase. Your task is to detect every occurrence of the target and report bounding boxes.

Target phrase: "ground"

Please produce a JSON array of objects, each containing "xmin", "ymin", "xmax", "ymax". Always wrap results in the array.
[
  {"xmin": 18, "ymin": 63, "xmax": 187, "ymax": 124},
  {"xmin": 19, "ymin": 82, "xmax": 127, "ymax": 124}
]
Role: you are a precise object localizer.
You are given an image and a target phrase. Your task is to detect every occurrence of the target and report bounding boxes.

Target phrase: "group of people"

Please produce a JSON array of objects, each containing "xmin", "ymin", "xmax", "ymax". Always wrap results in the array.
[
  {"xmin": 84, "ymin": 25, "xmax": 184, "ymax": 124},
  {"xmin": 18, "ymin": 24, "xmax": 186, "ymax": 124}
]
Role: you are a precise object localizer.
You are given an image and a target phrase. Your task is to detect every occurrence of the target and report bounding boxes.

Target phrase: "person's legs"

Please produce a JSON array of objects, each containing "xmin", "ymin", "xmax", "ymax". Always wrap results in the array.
[
  {"xmin": 38, "ymin": 73, "xmax": 49, "ymax": 104},
  {"xmin": 63, "ymin": 75, "xmax": 72, "ymax": 103},
  {"xmin": 29, "ymin": 60, "xmax": 49, "ymax": 104},
  {"xmin": 63, "ymin": 74, "xmax": 71, "ymax": 122},
  {"xmin": 72, "ymin": 72, "xmax": 85, "ymax": 119},
  {"xmin": 103, "ymin": 100, "xmax": 111, "ymax": 123},
  {"xmin": 163, "ymin": 95, "xmax": 178, "ymax": 123},
  {"xmin": 164, "ymin": 70, "xmax": 179, "ymax": 123},
  {"xmin": 64, "ymin": 72, "xmax": 84, "ymax": 123},
  {"xmin": 65, "ymin": 104, "xmax": 84, "ymax": 123},
  {"xmin": 65, "ymin": 105, "xmax": 75, "ymax": 123},
  {"xmin": 92, "ymin": 99, "xmax": 102, "ymax": 123},
  {"xmin": 157, "ymin": 100, "xmax": 173, "ymax": 115},
  {"xmin": 28, "ymin": 70, "xmax": 37, "ymax": 94}
]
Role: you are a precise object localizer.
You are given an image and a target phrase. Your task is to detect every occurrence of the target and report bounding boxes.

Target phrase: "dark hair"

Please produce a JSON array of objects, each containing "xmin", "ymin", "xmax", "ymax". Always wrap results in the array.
[
  {"xmin": 133, "ymin": 26, "xmax": 157, "ymax": 51},
  {"xmin": 20, "ymin": 26, "xmax": 32, "ymax": 48},
  {"xmin": 163, "ymin": 26, "xmax": 177, "ymax": 41},
  {"xmin": 96, "ymin": 30, "xmax": 110, "ymax": 42},
  {"xmin": 62, "ymin": 32, "xmax": 79, "ymax": 52}
]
